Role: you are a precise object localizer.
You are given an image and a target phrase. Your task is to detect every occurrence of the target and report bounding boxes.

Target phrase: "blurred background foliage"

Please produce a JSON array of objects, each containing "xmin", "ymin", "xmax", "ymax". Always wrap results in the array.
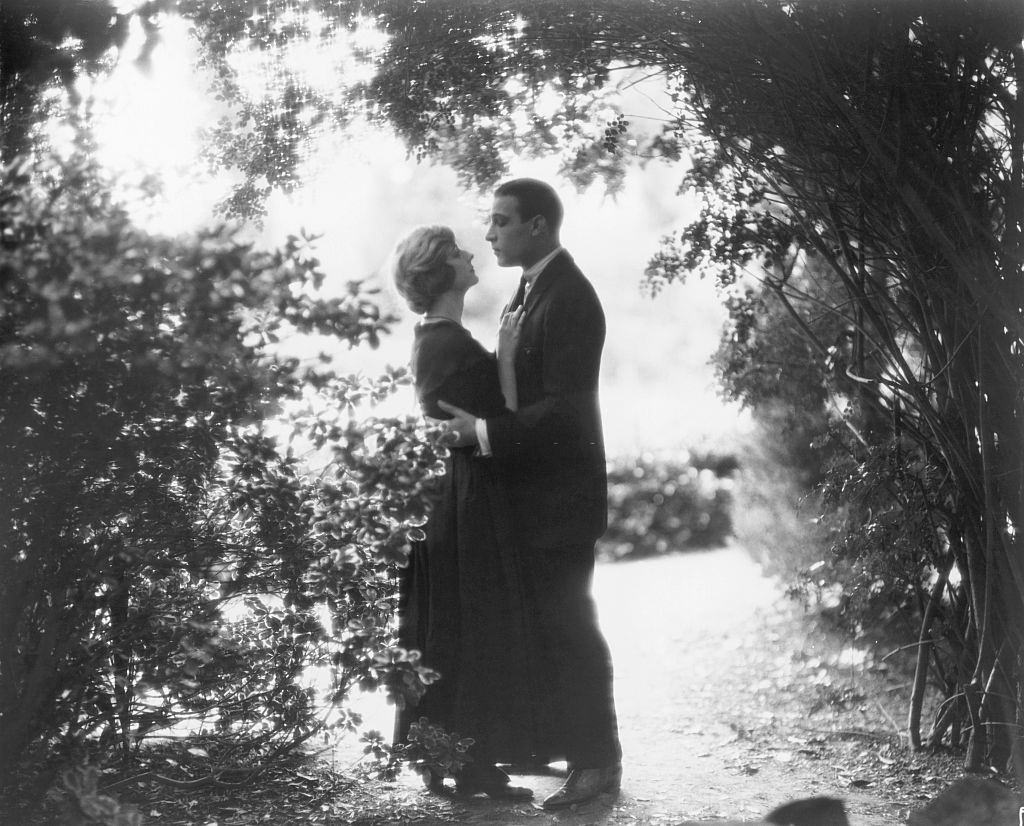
[{"xmin": 600, "ymin": 452, "xmax": 736, "ymax": 563}]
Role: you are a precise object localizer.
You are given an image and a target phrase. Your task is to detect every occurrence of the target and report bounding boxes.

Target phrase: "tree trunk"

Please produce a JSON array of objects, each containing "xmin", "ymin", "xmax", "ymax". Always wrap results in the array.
[{"xmin": 909, "ymin": 563, "xmax": 949, "ymax": 749}]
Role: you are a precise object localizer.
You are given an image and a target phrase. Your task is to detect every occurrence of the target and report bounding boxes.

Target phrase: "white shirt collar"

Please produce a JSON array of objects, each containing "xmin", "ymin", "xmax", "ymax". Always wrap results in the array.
[{"xmin": 522, "ymin": 246, "xmax": 563, "ymax": 286}]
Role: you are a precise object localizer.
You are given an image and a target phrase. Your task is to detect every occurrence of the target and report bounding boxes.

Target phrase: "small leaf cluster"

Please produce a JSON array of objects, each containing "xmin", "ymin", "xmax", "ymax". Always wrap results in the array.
[
  {"xmin": 807, "ymin": 431, "xmax": 950, "ymax": 638},
  {"xmin": 392, "ymin": 717, "xmax": 475, "ymax": 784},
  {"xmin": 600, "ymin": 113, "xmax": 629, "ymax": 153}
]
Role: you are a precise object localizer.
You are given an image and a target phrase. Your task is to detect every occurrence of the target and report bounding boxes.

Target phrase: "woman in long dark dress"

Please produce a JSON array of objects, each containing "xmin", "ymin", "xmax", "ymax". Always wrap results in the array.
[{"xmin": 389, "ymin": 225, "xmax": 536, "ymax": 800}]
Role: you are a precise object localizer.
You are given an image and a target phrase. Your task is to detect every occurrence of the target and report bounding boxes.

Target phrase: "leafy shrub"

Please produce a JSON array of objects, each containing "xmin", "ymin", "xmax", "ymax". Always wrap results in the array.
[
  {"xmin": 713, "ymin": 257, "xmax": 1011, "ymax": 764},
  {"xmin": 599, "ymin": 451, "xmax": 736, "ymax": 562},
  {"xmin": 0, "ymin": 144, "xmax": 441, "ymax": 811}
]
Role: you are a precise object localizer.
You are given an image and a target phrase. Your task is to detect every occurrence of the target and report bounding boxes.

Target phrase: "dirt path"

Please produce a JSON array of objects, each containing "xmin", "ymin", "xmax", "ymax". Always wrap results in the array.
[
  {"xmin": 343, "ymin": 546, "xmax": 953, "ymax": 824},
  {"xmin": 585, "ymin": 546, "xmax": 897, "ymax": 825}
]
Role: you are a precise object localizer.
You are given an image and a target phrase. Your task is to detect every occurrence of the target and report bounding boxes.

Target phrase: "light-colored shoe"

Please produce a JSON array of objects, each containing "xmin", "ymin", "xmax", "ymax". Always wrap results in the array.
[{"xmin": 541, "ymin": 765, "xmax": 621, "ymax": 809}]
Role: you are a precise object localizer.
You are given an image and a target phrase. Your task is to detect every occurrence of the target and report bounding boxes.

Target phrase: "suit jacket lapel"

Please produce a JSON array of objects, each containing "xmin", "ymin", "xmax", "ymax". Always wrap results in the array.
[
  {"xmin": 500, "ymin": 250, "xmax": 572, "ymax": 317},
  {"xmin": 521, "ymin": 249, "xmax": 570, "ymax": 315}
]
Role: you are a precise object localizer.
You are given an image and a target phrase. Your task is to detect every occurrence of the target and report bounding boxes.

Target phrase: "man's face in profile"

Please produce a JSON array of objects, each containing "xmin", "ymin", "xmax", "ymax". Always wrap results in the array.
[{"xmin": 486, "ymin": 194, "xmax": 539, "ymax": 268}]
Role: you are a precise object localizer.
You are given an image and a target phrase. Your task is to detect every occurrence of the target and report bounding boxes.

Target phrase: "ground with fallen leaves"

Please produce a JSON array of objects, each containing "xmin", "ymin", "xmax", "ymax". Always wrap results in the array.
[
  {"xmin": 19, "ymin": 545, "xmax": 988, "ymax": 825},
  {"xmin": 320, "ymin": 545, "xmax": 976, "ymax": 825}
]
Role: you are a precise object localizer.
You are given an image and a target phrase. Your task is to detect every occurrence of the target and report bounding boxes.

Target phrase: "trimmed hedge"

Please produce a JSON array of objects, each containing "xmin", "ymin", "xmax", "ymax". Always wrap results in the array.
[{"xmin": 599, "ymin": 452, "xmax": 737, "ymax": 562}]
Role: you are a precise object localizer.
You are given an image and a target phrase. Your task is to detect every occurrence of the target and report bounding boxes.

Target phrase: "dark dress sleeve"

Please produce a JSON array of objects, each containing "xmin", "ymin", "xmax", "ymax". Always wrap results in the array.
[{"xmin": 412, "ymin": 323, "xmax": 507, "ymax": 420}]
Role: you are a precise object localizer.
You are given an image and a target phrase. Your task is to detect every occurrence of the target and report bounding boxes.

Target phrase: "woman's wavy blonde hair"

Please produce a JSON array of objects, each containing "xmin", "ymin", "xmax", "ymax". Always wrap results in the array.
[{"xmin": 390, "ymin": 225, "xmax": 458, "ymax": 314}]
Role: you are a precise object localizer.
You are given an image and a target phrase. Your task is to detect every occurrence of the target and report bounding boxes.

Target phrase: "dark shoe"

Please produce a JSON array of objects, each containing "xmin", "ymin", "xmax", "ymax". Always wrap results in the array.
[
  {"xmin": 420, "ymin": 769, "xmax": 456, "ymax": 797},
  {"xmin": 454, "ymin": 764, "xmax": 534, "ymax": 801},
  {"xmin": 421, "ymin": 769, "xmax": 452, "ymax": 795},
  {"xmin": 541, "ymin": 765, "xmax": 621, "ymax": 809},
  {"xmin": 480, "ymin": 783, "xmax": 534, "ymax": 801}
]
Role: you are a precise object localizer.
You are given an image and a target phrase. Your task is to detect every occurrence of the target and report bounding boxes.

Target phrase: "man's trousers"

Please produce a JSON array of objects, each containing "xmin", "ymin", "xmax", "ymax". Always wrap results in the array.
[{"xmin": 519, "ymin": 542, "xmax": 621, "ymax": 769}]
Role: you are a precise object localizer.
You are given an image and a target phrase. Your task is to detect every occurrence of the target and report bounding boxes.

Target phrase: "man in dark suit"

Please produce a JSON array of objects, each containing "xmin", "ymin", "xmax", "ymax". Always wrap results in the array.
[{"xmin": 439, "ymin": 178, "xmax": 621, "ymax": 809}]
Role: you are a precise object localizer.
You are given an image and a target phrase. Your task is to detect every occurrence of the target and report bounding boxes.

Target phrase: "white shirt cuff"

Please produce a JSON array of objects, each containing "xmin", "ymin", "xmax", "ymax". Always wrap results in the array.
[{"xmin": 475, "ymin": 418, "xmax": 492, "ymax": 456}]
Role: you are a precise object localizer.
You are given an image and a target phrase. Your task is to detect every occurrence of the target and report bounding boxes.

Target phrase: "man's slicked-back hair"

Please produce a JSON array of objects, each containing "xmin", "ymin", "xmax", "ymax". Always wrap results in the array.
[{"xmin": 494, "ymin": 178, "xmax": 563, "ymax": 234}]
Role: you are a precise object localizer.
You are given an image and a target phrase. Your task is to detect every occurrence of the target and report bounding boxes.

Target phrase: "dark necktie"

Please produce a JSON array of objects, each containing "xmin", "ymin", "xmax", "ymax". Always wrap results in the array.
[{"xmin": 510, "ymin": 276, "xmax": 528, "ymax": 311}]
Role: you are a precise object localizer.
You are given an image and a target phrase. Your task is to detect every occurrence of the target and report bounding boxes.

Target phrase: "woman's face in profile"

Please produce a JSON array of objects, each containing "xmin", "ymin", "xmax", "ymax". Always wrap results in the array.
[{"xmin": 447, "ymin": 245, "xmax": 479, "ymax": 292}]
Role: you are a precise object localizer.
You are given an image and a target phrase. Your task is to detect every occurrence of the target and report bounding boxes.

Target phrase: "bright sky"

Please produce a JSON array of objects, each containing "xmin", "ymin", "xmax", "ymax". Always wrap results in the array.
[{"xmin": 88, "ymin": 14, "xmax": 747, "ymax": 457}]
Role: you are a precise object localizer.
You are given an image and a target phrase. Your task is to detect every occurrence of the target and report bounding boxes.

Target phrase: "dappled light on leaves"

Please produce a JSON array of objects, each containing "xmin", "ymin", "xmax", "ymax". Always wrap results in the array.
[{"xmin": 0, "ymin": 142, "xmax": 444, "ymax": 811}]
